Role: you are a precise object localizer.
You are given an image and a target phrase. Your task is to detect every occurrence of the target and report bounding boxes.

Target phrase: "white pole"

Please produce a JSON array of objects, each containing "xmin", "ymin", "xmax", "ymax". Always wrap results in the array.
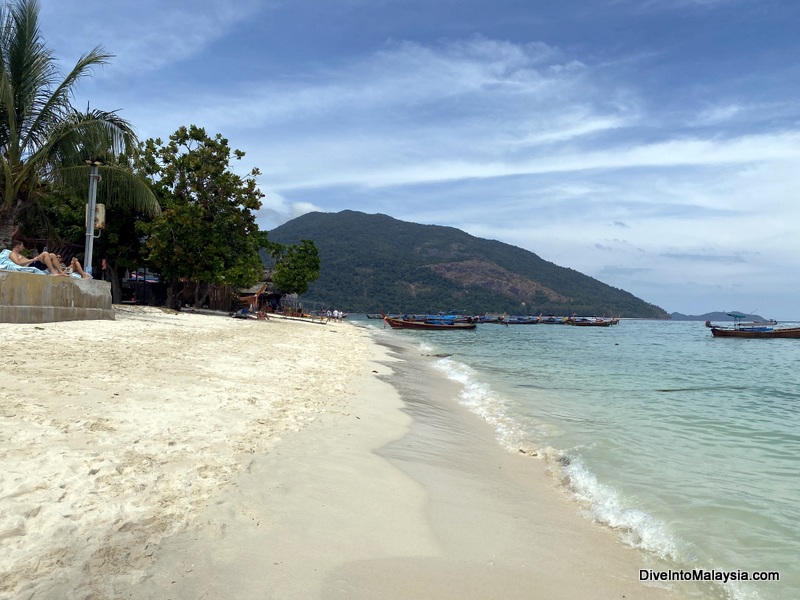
[{"xmin": 84, "ymin": 163, "xmax": 100, "ymax": 276}]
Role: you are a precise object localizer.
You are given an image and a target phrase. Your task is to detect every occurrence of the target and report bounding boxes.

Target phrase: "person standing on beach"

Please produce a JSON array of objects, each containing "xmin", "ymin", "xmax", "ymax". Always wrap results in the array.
[{"xmin": 8, "ymin": 240, "xmax": 68, "ymax": 275}]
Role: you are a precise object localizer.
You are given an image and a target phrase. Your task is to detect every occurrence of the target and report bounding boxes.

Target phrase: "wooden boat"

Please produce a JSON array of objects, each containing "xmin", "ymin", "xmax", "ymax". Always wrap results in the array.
[
  {"xmin": 710, "ymin": 326, "xmax": 800, "ymax": 338},
  {"xmin": 383, "ymin": 316, "xmax": 477, "ymax": 330},
  {"xmin": 540, "ymin": 315, "xmax": 569, "ymax": 324},
  {"xmin": 568, "ymin": 316, "xmax": 614, "ymax": 327},
  {"xmin": 413, "ymin": 311, "xmax": 476, "ymax": 323},
  {"xmin": 707, "ymin": 312, "xmax": 799, "ymax": 338},
  {"xmin": 501, "ymin": 316, "xmax": 540, "ymax": 325},
  {"xmin": 477, "ymin": 314, "xmax": 503, "ymax": 323}
]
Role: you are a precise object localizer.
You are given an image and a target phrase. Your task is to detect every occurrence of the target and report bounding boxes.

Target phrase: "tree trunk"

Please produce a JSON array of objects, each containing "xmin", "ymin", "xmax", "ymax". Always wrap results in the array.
[
  {"xmin": 166, "ymin": 281, "xmax": 176, "ymax": 310},
  {"xmin": 107, "ymin": 262, "xmax": 123, "ymax": 304},
  {"xmin": 0, "ymin": 209, "xmax": 15, "ymax": 250},
  {"xmin": 166, "ymin": 278, "xmax": 183, "ymax": 310},
  {"xmin": 194, "ymin": 282, "xmax": 210, "ymax": 309}
]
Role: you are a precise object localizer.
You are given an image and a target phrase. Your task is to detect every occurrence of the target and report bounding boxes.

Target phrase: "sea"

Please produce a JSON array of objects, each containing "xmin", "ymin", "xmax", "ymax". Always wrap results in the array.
[{"xmin": 359, "ymin": 317, "xmax": 799, "ymax": 600}]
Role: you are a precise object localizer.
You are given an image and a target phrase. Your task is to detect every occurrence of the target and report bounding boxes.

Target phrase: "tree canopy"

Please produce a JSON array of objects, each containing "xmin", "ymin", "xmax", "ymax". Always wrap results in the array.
[
  {"xmin": 266, "ymin": 239, "xmax": 321, "ymax": 296},
  {"xmin": 139, "ymin": 125, "xmax": 266, "ymax": 308}
]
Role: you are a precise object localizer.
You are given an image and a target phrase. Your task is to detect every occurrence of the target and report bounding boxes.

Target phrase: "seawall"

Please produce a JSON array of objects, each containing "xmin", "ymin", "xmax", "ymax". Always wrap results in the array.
[{"xmin": 0, "ymin": 271, "xmax": 115, "ymax": 323}]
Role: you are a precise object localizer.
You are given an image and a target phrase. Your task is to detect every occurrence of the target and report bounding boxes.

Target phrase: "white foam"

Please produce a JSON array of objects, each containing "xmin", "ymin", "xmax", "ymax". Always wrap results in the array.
[
  {"xmin": 428, "ymin": 353, "xmax": 771, "ymax": 600},
  {"xmin": 560, "ymin": 456, "xmax": 686, "ymax": 559},
  {"xmin": 431, "ymin": 357, "xmax": 543, "ymax": 455},
  {"xmin": 431, "ymin": 356, "xmax": 688, "ymax": 561}
]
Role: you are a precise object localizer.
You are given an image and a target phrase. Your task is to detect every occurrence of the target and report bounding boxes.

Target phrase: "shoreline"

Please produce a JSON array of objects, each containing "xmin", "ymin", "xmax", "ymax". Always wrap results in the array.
[
  {"xmin": 359, "ymin": 329, "xmax": 710, "ymax": 600},
  {"xmin": 131, "ymin": 320, "xmax": 709, "ymax": 599},
  {"xmin": 1, "ymin": 309, "xmax": 710, "ymax": 599}
]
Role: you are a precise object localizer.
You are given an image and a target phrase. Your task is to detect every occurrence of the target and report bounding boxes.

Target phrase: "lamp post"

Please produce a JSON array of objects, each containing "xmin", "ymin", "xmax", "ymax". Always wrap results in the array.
[{"xmin": 84, "ymin": 160, "xmax": 102, "ymax": 276}]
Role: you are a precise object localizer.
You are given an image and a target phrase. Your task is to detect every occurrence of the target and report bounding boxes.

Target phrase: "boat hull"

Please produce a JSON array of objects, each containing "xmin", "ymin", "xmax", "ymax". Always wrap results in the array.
[
  {"xmin": 384, "ymin": 317, "xmax": 477, "ymax": 330},
  {"xmin": 711, "ymin": 327, "xmax": 800, "ymax": 338},
  {"xmin": 502, "ymin": 317, "xmax": 540, "ymax": 325}
]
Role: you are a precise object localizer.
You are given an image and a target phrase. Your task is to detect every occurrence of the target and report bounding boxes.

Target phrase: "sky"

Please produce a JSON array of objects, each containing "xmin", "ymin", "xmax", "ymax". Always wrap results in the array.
[{"xmin": 39, "ymin": 0, "xmax": 800, "ymax": 318}]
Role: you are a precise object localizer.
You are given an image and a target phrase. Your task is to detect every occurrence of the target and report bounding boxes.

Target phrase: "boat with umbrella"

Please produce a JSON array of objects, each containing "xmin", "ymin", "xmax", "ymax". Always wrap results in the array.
[{"xmin": 706, "ymin": 312, "xmax": 800, "ymax": 338}]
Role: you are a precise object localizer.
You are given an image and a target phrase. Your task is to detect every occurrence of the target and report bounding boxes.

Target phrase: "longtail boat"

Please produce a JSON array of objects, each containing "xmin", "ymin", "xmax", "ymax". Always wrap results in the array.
[
  {"xmin": 501, "ymin": 316, "xmax": 541, "ymax": 325},
  {"xmin": 568, "ymin": 316, "xmax": 614, "ymax": 327},
  {"xmin": 540, "ymin": 315, "xmax": 569, "ymax": 324},
  {"xmin": 707, "ymin": 312, "xmax": 799, "ymax": 338},
  {"xmin": 383, "ymin": 316, "xmax": 477, "ymax": 330},
  {"xmin": 710, "ymin": 327, "xmax": 800, "ymax": 338}
]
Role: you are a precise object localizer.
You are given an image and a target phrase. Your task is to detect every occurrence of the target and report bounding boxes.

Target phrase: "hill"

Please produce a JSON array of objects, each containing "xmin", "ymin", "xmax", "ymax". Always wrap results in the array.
[
  {"xmin": 671, "ymin": 312, "xmax": 770, "ymax": 322},
  {"xmin": 266, "ymin": 210, "xmax": 669, "ymax": 318}
]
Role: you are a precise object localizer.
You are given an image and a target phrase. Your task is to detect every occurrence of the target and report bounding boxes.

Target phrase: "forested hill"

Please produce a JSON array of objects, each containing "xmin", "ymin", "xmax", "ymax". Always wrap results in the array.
[{"xmin": 266, "ymin": 210, "xmax": 669, "ymax": 318}]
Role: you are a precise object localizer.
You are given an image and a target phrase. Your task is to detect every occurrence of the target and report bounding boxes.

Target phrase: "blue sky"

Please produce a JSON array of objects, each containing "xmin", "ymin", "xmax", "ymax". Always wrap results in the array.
[{"xmin": 41, "ymin": 1, "xmax": 800, "ymax": 318}]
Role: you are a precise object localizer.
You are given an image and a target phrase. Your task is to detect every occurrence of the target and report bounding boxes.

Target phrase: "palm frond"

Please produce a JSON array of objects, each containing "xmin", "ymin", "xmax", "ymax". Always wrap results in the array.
[
  {"xmin": 52, "ymin": 107, "xmax": 138, "ymax": 163},
  {"xmin": 4, "ymin": 0, "xmax": 60, "ymax": 153},
  {"xmin": 23, "ymin": 47, "xmax": 111, "ymax": 153},
  {"xmin": 0, "ymin": 0, "xmax": 152, "ymax": 245},
  {"xmin": 57, "ymin": 163, "xmax": 160, "ymax": 217}
]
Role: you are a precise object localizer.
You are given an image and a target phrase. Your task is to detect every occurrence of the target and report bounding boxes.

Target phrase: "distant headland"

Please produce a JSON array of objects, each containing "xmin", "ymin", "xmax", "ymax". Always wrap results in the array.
[{"xmin": 670, "ymin": 311, "xmax": 771, "ymax": 322}]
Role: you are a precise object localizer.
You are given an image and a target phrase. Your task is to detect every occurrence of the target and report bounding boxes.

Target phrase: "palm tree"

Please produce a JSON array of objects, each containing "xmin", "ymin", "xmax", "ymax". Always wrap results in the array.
[{"xmin": 0, "ymin": 0, "xmax": 158, "ymax": 250}]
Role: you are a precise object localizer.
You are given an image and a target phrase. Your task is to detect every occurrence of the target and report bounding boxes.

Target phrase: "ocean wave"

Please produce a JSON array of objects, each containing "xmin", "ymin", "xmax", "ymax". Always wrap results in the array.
[
  {"xmin": 559, "ymin": 454, "xmax": 688, "ymax": 560},
  {"xmin": 424, "ymin": 343, "xmax": 774, "ymax": 600},
  {"xmin": 430, "ymin": 356, "xmax": 543, "ymax": 454},
  {"xmin": 430, "ymin": 355, "xmax": 688, "ymax": 561},
  {"xmin": 428, "ymin": 352, "xmax": 761, "ymax": 600}
]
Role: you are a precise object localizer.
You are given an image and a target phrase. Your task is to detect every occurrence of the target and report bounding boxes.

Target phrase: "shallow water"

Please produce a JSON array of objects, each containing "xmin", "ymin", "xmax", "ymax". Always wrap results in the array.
[{"xmin": 364, "ymin": 318, "xmax": 799, "ymax": 600}]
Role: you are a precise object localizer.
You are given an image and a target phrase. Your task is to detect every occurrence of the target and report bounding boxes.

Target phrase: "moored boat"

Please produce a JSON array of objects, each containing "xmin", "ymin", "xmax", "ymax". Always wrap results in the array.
[
  {"xmin": 501, "ymin": 315, "xmax": 541, "ymax": 325},
  {"xmin": 477, "ymin": 314, "xmax": 503, "ymax": 323},
  {"xmin": 383, "ymin": 316, "xmax": 477, "ymax": 330},
  {"xmin": 568, "ymin": 316, "xmax": 615, "ymax": 326},
  {"xmin": 710, "ymin": 326, "xmax": 800, "ymax": 338},
  {"xmin": 707, "ymin": 312, "xmax": 798, "ymax": 338},
  {"xmin": 540, "ymin": 315, "xmax": 569, "ymax": 324}
]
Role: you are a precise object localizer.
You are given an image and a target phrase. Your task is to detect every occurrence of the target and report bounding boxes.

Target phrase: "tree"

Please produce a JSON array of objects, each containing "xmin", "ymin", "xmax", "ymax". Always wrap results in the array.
[
  {"xmin": 0, "ymin": 0, "xmax": 157, "ymax": 250},
  {"xmin": 140, "ymin": 125, "xmax": 265, "ymax": 309},
  {"xmin": 267, "ymin": 239, "xmax": 321, "ymax": 296}
]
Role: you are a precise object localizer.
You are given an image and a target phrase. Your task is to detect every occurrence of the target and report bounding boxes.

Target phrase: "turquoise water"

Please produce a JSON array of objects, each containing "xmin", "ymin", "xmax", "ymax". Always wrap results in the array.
[{"xmin": 364, "ymin": 318, "xmax": 799, "ymax": 600}]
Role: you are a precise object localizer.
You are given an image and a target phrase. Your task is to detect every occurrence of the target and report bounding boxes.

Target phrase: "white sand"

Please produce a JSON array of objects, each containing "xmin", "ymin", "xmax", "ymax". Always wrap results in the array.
[
  {"xmin": 0, "ymin": 307, "xmax": 371, "ymax": 599},
  {"xmin": 0, "ymin": 309, "xmax": 708, "ymax": 600}
]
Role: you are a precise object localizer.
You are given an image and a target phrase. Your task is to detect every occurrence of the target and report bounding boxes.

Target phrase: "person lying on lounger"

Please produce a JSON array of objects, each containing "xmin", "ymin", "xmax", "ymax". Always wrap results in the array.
[{"xmin": 9, "ymin": 240, "xmax": 68, "ymax": 275}]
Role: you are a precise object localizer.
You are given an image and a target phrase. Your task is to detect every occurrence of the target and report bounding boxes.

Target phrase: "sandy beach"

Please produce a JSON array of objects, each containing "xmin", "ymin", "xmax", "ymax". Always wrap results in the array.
[{"xmin": 1, "ymin": 308, "xmax": 705, "ymax": 599}]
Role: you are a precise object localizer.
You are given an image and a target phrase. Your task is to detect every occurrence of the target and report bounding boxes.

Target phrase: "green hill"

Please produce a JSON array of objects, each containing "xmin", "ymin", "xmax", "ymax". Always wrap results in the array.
[{"xmin": 266, "ymin": 210, "xmax": 668, "ymax": 318}]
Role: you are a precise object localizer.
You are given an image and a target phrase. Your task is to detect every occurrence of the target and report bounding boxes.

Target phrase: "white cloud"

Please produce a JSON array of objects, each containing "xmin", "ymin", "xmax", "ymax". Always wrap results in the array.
[
  {"xmin": 251, "ymin": 131, "xmax": 800, "ymax": 193},
  {"xmin": 40, "ymin": 1, "xmax": 266, "ymax": 75},
  {"xmin": 693, "ymin": 103, "xmax": 743, "ymax": 125},
  {"xmin": 255, "ymin": 190, "xmax": 322, "ymax": 230}
]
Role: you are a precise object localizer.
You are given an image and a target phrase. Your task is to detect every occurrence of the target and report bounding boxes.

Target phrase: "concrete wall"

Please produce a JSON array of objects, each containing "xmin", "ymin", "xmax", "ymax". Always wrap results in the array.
[{"xmin": 0, "ymin": 271, "xmax": 115, "ymax": 323}]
